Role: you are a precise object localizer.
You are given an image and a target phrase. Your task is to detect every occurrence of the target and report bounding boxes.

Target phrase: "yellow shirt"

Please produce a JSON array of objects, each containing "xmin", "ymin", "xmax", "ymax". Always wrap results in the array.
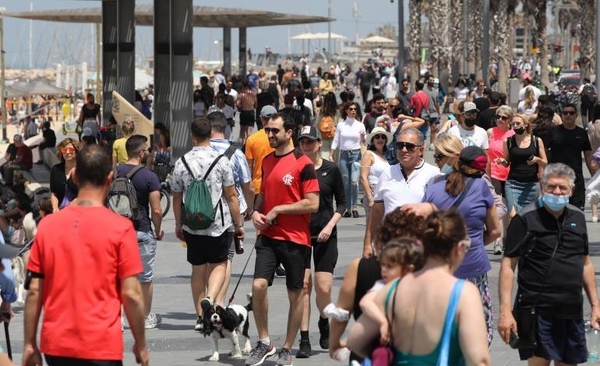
[{"xmin": 112, "ymin": 137, "xmax": 129, "ymax": 164}]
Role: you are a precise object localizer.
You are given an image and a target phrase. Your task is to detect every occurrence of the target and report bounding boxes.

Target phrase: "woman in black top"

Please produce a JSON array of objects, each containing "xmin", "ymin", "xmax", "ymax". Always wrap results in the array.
[
  {"xmin": 49, "ymin": 138, "xmax": 79, "ymax": 212},
  {"xmin": 77, "ymin": 93, "xmax": 101, "ymax": 141},
  {"xmin": 296, "ymin": 126, "xmax": 346, "ymax": 358},
  {"xmin": 496, "ymin": 114, "xmax": 548, "ymax": 217}
]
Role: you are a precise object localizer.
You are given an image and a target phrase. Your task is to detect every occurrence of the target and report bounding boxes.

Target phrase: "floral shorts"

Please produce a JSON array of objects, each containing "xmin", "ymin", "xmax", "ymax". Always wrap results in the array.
[{"xmin": 466, "ymin": 273, "xmax": 494, "ymax": 345}]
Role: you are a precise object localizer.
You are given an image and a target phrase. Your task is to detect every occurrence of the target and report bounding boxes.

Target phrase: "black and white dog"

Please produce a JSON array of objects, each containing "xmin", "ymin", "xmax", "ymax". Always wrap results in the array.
[{"xmin": 202, "ymin": 294, "xmax": 253, "ymax": 361}]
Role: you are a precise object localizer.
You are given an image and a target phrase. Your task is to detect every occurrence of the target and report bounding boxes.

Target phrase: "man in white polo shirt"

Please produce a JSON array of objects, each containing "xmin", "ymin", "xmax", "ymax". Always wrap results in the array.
[{"xmin": 363, "ymin": 128, "xmax": 439, "ymax": 257}]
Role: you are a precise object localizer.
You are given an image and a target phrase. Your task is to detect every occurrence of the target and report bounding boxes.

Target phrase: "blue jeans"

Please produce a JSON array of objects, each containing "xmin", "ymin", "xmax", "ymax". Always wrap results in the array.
[
  {"xmin": 505, "ymin": 180, "xmax": 539, "ymax": 215},
  {"xmin": 339, "ymin": 149, "xmax": 361, "ymax": 208},
  {"xmin": 137, "ymin": 231, "xmax": 157, "ymax": 283}
]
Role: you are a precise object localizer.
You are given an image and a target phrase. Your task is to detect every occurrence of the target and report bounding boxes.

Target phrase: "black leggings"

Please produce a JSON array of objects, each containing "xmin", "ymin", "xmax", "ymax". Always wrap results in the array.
[{"xmin": 45, "ymin": 355, "xmax": 123, "ymax": 366}]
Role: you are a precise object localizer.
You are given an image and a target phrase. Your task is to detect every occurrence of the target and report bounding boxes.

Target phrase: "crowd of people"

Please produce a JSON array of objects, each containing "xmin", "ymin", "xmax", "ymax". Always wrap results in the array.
[{"xmin": 0, "ymin": 60, "xmax": 594, "ymax": 366}]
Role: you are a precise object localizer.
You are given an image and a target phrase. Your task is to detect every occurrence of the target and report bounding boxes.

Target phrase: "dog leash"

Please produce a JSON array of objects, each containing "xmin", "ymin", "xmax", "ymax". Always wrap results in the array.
[{"xmin": 227, "ymin": 243, "xmax": 255, "ymax": 307}]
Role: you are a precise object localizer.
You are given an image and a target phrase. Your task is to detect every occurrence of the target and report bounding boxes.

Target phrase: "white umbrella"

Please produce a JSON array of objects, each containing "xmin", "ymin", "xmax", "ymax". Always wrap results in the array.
[
  {"xmin": 291, "ymin": 33, "xmax": 317, "ymax": 40},
  {"xmin": 312, "ymin": 32, "xmax": 347, "ymax": 40},
  {"xmin": 361, "ymin": 35, "xmax": 395, "ymax": 44}
]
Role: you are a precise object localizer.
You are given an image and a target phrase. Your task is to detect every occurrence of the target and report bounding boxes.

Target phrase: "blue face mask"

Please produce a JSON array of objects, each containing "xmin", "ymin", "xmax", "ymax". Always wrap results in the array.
[
  {"xmin": 441, "ymin": 164, "xmax": 453, "ymax": 174},
  {"xmin": 541, "ymin": 193, "xmax": 570, "ymax": 212}
]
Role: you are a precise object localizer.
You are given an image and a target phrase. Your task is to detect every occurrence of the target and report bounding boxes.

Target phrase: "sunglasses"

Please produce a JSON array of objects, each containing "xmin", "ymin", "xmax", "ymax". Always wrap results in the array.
[
  {"xmin": 264, "ymin": 127, "xmax": 280, "ymax": 135},
  {"xmin": 61, "ymin": 147, "xmax": 76, "ymax": 154},
  {"xmin": 459, "ymin": 237, "xmax": 472, "ymax": 251},
  {"xmin": 433, "ymin": 153, "xmax": 445, "ymax": 162},
  {"xmin": 496, "ymin": 115, "xmax": 509, "ymax": 120},
  {"xmin": 562, "ymin": 110, "xmax": 576, "ymax": 116},
  {"xmin": 373, "ymin": 134, "xmax": 387, "ymax": 140},
  {"xmin": 463, "ymin": 111, "xmax": 478, "ymax": 116},
  {"xmin": 348, "ymin": 108, "xmax": 357, "ymax": 111},
  {"xmin": 396, "ymin": 142, "xmax": 422, "ymax": 152}
]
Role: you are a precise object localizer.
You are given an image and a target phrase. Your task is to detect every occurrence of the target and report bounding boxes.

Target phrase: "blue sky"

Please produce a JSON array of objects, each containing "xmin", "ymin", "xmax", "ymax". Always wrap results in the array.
[{"xmin": 3, "ymin": 0, "xmax": 407, "ymax": 69}]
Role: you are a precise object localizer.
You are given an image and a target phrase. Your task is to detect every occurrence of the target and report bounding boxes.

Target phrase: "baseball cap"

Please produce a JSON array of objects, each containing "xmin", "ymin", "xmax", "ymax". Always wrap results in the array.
[
  {"xmin": 284, "ymin": 94, "xmax": 294, "ymax": 104},
  {"xmin": 298, "ymin": 125, "xmax": 321, "ymax": 141},
  {"xmin": 0, "ymin": 244, "xmax": 22, "ymax": 259},
  {"xmin": 260, "ymin": 105, "xmax": 277, "ymax": 118},
  {"xmin": 459, "ymin": 146, "xmax": 488, "ymax": 172},
  {"xmin": 462, "ymin": 101, "xmax": 479, "ymax": 114}
]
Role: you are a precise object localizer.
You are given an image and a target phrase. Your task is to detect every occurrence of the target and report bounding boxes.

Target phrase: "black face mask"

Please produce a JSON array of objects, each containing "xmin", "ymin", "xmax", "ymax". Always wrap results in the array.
[
  {"xmin": 464, "ymin": 118, "xmax": 477, "ymax": 127},
  {"xmin": 513, "ymin": 127, "xmax": 525, "ymax": 135}
]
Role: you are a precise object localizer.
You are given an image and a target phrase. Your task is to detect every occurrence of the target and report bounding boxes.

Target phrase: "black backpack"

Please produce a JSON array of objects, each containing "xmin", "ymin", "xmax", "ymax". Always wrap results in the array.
[
  {"xmin": 107, "ymin": 165, "xmax": 144, "ymax": 227},
  {"xmin": 581, "ymin": 84, "xmax": 596, "ymax": 106}
]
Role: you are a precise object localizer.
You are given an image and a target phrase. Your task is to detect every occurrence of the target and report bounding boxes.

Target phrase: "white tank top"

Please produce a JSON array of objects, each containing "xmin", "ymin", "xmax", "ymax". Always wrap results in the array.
[{"xmin": 367, "ymin": 150, "xmax": 390, "ymax": 187}]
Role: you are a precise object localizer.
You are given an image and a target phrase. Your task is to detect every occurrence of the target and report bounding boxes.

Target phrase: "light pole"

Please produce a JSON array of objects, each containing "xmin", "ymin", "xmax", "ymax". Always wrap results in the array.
[
  {"xmin": 596, "ymin": 0, "xmax": 600, "ymax": 88},
  {"xmin": 482, "ymin": 0, "xmax": 490, "ymax": 85},
  {"xmin": 0, "ymin": 7, "xmax": 6, "ymax": 143},
  {"xmin": 327, "ymin": 0, "xmax": 332, "ymax": 63},
  {"xmin": 397, "ymin": 0, "xmax": 405, "ymax": 81}
]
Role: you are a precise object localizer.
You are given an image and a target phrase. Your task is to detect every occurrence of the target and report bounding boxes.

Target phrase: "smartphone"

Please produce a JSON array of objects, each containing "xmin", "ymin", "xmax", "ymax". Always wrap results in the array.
[
  {"xmin": 509, "ymin": 329, "xmax": 520, "ymax": 349},
  {"xmin": 527, "ymin": 155, "xmax": 535, "ymax": 162}
]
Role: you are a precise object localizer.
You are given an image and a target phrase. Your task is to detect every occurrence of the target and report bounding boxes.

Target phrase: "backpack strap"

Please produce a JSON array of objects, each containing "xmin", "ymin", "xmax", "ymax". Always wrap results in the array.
[
  {"xmin": 202, "ymin": 154, "xmax": 225, "ymax": 181},
  {"xmin": 125, "ymin": 165, "xmax": 144, "ymax": 179},
  {"xmin": 223, "ymin": 144, "xmax": 238, "ymax": 160},
  {"xmin": 181, "ymin": 155, "xmax": 195, "ymax": 178}
]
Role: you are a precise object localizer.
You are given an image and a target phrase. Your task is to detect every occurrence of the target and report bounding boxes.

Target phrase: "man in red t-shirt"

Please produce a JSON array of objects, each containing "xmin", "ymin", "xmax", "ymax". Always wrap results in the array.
[
  {"xmin": 246, "ymin": 113, "xmax": 320, "ymax": 366},
  {"xmin": 22, "ymin": 145, "xmax": 148, "ymax": 366},
  {"xmin": 2, "ymin": 134, "xmax": 33, "ymax": 187}
]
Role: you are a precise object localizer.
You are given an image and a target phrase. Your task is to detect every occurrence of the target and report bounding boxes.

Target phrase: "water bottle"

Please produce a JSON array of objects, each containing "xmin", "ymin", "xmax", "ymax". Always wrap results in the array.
[
  {"xmin": 234, "ymin": 237, "xmax": 244, "ymax": 254},
  {"xmin": 586, "ymin": 321, "xmax": 600, "ymax": 361}
]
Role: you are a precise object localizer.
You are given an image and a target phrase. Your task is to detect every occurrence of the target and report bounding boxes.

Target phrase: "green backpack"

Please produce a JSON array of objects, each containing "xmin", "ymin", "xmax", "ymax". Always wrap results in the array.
[{"xmin": 180, "ymin": 154, "xmax": 225, "ymax": 230}]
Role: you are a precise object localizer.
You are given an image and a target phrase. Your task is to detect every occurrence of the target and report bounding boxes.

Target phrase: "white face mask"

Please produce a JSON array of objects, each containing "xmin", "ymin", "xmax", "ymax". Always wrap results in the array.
[{"xmin": 441, "ymin": 164, "xmax": 453, "ymax": 174}]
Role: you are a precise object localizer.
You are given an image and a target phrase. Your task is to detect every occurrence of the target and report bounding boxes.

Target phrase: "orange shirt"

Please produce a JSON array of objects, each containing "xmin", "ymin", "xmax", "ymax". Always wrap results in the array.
[
  {"xmin": 27, "ymin": 206, "xmax": 142, "ymax": 360},
  {"xmin": 245, "ymin": 129, "xmax": 275, "ymax": 194}
]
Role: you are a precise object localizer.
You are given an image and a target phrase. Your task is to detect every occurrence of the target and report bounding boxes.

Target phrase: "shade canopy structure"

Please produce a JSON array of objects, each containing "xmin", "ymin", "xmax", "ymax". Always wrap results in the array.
[
  {"xmin": 291, "ymin": 32, "xmax": 347, "ymax": 40},
  {"xmin": 5, "ymin": 5, "xmax": 332, "ymax": 28},
  {"xmin": 361, "ymin": 35, "xmax": 395, "ymax": 44},
  {"xmin": 6, "ymin": 80, "xmax": 69, "ymax": 97}
]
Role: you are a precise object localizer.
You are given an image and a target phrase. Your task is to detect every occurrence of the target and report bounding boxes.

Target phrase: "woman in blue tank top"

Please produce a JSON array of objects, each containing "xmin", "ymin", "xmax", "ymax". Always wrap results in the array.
[{"xmin": 347, "ymin": 211, "xmax": 491, "ymax": 366}]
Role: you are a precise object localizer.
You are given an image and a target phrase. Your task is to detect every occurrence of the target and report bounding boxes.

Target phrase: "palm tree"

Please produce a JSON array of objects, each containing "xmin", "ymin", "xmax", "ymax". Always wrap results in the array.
[
  {"xmin": 428, "ymin": 0, "xmax": 451, "ymax": 79},
  {"xmin": 408, "ymin": 0, "xmax": 422, "ymax": 83},
  {"xmin": 577, "ymin": 0, "xmax": 595, "ymax": 78},
  {"xmin": 491, "ymin": 0, "xmax": 518, "ymax": 93},
  {"xmin": 533, "ymin": 0, "xmax": 550, "ymax": 87},
  {"xmin": 450, "ymin": 0, "xmax": 464, "ymax": 81}
]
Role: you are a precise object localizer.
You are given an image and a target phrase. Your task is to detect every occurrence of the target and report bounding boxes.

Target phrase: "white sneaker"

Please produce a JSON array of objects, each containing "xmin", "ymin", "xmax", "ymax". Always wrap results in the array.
[
  {"xmin": 493, "ymin": 239, "xmax": 503, "ymax": 255},
  {"xmin": 144, "ymin": 313, "xmax": 161, "ymax": 329},
  {"xmin": 593, "ymin": 216, "xmax": 598, "ymax": 223}
]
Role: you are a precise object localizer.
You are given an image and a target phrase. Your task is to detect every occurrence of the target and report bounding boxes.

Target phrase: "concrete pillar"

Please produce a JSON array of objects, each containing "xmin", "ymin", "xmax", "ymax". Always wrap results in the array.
[
  {"xmin": 239, "ymin": 27, "xmax": 247, "ymax": 77},
  {"xmin": 169, "ymin": 0, "xmax": 194, "ymax": 160},
  {"xmin": 117, "ymin": 0, "xmax": 135, "ymax": 104},
  {"xmin": 101, "ymin": 0, "xmax": 118, "ymax": 125},
  {"xmin": 223, "ymin": 27, "xmax": 232, "ymax": 79},
  {"xmin": 153, "ymin": 0, "xmax": 171, "ymax": 129}
]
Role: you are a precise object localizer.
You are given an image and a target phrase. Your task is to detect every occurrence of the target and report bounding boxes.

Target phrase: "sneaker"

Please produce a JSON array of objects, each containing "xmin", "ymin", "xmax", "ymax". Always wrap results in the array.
[
  {"xmin": 276, "ymin": 347, "xmax": 293, "ymax": 366},
  {"xmin": 296, "ymin": 339, "xmax": 311, "ymax": 358},
  {"xmin": 200, "ymin": 297, "xmax": 213, "ymax": 315},
  {"xmin": 194, "ymin": 316, "xmax": 204, "ymax": 331},
  {"xmin": 593, "ymin": 216, "xmax": 599, "ymax": 223},
  {"xmin": 318, "ymin": 318, "xmax": 330, "ymax": 349},
  {"xmin": 144, "ymin": 313, "xmax": 161, "ymax": 329},
  {"xmin": 245, "ymin": 341, "xmax": 276, "ymax": 366},
  {"xmin": 493, "ymin": 239, "xmax": 503, "ymax": 255},
  {"xmin": 275, "ymin": 264, "xmax": 286, "ymax": 277}
]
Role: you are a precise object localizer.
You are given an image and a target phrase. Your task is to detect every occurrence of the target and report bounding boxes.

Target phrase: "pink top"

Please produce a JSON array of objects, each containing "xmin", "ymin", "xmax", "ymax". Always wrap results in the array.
[{"xmin": 488, "ymin": 127, "xmax": 514, "ymax": 181}]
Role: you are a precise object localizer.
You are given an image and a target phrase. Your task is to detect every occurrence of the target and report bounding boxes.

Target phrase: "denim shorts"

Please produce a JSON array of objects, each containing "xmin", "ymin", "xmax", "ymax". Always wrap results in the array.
[{"xmin": 137, "ymin": 231, "xmax": 157, "ymax": 283}]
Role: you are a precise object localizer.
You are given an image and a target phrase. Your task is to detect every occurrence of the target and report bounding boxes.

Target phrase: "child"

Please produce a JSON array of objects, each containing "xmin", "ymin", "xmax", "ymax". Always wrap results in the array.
[
  {"xmin": 358, "ymin": 238, "xmax": 424, "ymax": 345},
  {"xmin": 586, "ymin": 148, "xmax": 600, "ymax": 222}
]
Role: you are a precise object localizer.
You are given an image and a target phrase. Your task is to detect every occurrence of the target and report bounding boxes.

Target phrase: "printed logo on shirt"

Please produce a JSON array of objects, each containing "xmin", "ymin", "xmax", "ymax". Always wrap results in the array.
[{"xmin": 283, "ymin": 173, "xmax": 294, "ymax": 186}]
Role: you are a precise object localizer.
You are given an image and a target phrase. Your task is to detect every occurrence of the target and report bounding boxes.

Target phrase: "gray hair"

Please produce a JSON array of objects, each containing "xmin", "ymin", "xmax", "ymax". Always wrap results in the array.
[
  {"xmin": 496, "ymin": 105, "xmax": 514, "ymax": 118},
  {"xmin": 541, "ymin": 163, "xmax": 576, "ymax": 187},
  {"xmin": 397, "ymin": 127, "xmax": 425, "ymax": 146}
]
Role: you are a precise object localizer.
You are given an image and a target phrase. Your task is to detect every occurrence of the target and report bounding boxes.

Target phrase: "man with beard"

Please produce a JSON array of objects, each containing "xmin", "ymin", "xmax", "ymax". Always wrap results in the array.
[
  {"xmin": 362, "ymin": 93, "xmax": 386, "ymax": 133},
  {"xmin": 398, "ymin": 79, "xmax": 414, "ymax": 110},
  {"xmin": 447, "ymin": 102, "xmax": 489, "ymax": 154},
  {"xmin": 246, "ymin": 112, "xmax": 320, "ymax": 366}
]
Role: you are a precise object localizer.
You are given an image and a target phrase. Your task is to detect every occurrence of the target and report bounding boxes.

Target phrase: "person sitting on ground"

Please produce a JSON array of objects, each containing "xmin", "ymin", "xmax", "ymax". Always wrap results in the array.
[{"xmin": 2, "ymin": 135, "xmax": 32, "ymax": 187}]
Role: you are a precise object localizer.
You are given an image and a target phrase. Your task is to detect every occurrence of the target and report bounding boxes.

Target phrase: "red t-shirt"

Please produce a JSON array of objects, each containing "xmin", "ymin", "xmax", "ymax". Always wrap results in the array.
[
  {"xmin": 260, "ymin": 149, "xmax": 319, "ymax": 246},
  {"xmin": 410, "ymin": 91, "xmax": 430, "ymax": 118},
  {"xmin": 27, "ymin": 205, "xmax": 142, "ymax": 360},
  {"xmin": 16, "ymin": 145, "xmax": 33, "ymax": 170}
]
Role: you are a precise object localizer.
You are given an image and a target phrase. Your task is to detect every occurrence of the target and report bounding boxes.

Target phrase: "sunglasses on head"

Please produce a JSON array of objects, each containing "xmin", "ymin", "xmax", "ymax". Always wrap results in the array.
[
  {"xmin": 396, "ymin": 142, "xmax": 422, "ymax": 152},
  {"xmin": 562, "ymin": 110, "xmax": 576, "ymax": 116},
  {"xmin": 433, "ymin": 153, "xmax": 445, "ymax": 162},
  {"xmin": 496, "ymin": 115, "xmax": 509, "ymax": 120},
  {"xmin": 264, "ymin": 127, "xmax": 280, "ymax": 135}
]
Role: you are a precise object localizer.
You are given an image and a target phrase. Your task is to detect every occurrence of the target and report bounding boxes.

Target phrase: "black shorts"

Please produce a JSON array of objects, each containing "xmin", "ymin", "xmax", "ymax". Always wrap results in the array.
[
  {"xmin": 239, "ymin": 110, "xmax": 256, "ymax": 127},
  {"xmin": 184, "ymin": 230, "xmax": 231, "ymax": 265},
  {"xmin": 254, "ymin": 235, "xmax": 310, "ymax": 290},
  {"xmin": 491, "ymin": 178, "xmax": 506, "ymax": 197},
  {"xmin": 518, "ymin": 315, "xmax": 587, "ymax": 364},
  {"xmin": 45, "ymin": 355, "xmax": 122, "ymax": 366},
  {"xmin": 305, "ymin": 235, "xmax": 338, "ymax": 273}
]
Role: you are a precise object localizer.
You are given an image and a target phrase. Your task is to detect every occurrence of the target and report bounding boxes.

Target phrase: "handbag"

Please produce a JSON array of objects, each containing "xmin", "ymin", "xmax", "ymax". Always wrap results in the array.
[
  {"xmin": 510, "ymin": 232, "xmax": 559, "ymax": 350},
  {"xmin": 437, "ymin": 280, "xmax": 466, "ymax": 366},
  {"xmin": 363, "ymin": 279, "xmax": 400, "ymax": 366}
]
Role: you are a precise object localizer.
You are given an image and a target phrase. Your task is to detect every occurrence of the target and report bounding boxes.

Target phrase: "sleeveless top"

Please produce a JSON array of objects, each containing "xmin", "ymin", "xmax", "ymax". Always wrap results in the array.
[
  {"xmin": 367, "ymin": 150, "xmax": 390, "ymax": 187},
  {"xmin": 81, "ymin": 104, "xmax": 100, "ymax": 120},
  {"xmin": 507, "ymin": 135, "xmax": 539, "ymax": 182},
  {"xmin": 391, "ymin": 279, "xmax": 466, "ymax": 366},
  {"xmin": 488, "ymin": 127, "xmax": 514, "ymax": 181}
]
